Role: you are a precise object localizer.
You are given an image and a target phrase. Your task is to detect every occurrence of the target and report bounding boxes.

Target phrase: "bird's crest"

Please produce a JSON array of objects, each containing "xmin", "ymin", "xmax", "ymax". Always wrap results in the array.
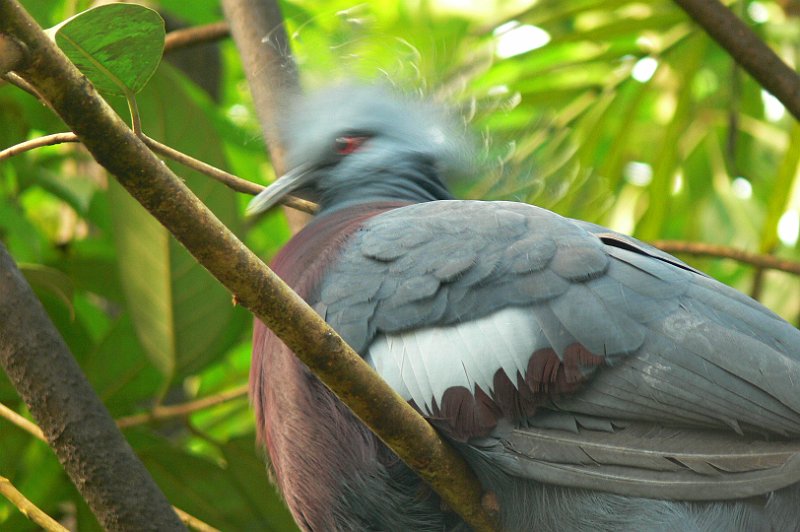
[{"xmin": 280, "ymin": 83, "xmax": 473, "ymax": 180}]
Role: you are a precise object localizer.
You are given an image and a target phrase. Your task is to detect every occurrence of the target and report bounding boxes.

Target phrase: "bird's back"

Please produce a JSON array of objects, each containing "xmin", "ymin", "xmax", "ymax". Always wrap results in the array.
[
  {"xmin": 255, "ymin": 199, "xmax": 800, "ymax": 531},
  {"xmin": 247, "ymin": 85, "xmax": 800, "ymax": 531}
]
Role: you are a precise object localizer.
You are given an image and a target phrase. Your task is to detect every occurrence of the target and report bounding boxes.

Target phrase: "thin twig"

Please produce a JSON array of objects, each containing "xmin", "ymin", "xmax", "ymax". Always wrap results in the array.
[
  {"xmin": 0, "ymin": 402, "xmax": 45, "ymax": 441},
  {"xmin": 141, "ymin": 134, "xmax": 263, "ymax": 195},
  {"xmin": 672, "ymin": 0, "xmax": 800, "ymax": 120},
  {"xmin": 116, "ymin": 385, "xmax": 249, "ymax": 428},
  {"xmin": 0, "ymin": 132, "xmax": 78, "ymax": 161},
  {"xmin": 0, "ymin": 130, "xmax": 317, "ymax": 213},
  {"xmin": 142, "ymin": 134, "xmax": 317, "ymax": 213},
  {"xmin": 0, "ymin": 475, "xmax": 68, "ymax": 532},
  {"xmin": 652, "ymin": 240, "xmax": 800, "ymax": 275},
  {"xmin": 173, "ymin": 507, "xmax": 221, "ymax": 532},
  {"xmin": 2, "ymin": 72, "xmax": 51, "ymax": 105},
  {"xmin": 164, "ymin": 21, "xmax": 229, "ymax": 53}
]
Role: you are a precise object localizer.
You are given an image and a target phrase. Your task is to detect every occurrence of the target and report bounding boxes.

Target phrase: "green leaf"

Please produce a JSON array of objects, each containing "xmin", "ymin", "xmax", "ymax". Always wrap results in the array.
[
  {"xmin": 26, "ymin": 166, "xmax": 97, "ymax": 216},
  {"xmin": 108, "ymin": 179, "xmax": 173, "ymax": 378},
  {"xmin": 48, "ymin": 4, "xmax": 165, "ymax": 97},
  {"xmin": 18, "ymin": 263, "xmax": 74, "ymax": 319},
  {"xmin": 760, "ymin": 122, "xmax": 800, "ymax": 252},
  {"xmin": 108, "ymin": 65, "xmax": 245, "ymax": 383},
  {"xmin": 0, "ymin": 198, "xmax": 47, "ymax": 263},
  {"xmin": 83, "ymin": 315, "xmax": 165, "ymax": 416},
  {"xmin": 138, "ymin": 435, "xmax": 297, "ymax": 531},
  {"xmin": 635, "ymin": 35, "xmax": 706, "ymax": 240}
]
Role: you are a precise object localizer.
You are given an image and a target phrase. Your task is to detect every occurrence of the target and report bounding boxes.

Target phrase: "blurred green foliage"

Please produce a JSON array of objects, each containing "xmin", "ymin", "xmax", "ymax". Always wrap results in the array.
[{"xmin": 1, "ymin": 0, "xmax": 798, "ymax": 529}]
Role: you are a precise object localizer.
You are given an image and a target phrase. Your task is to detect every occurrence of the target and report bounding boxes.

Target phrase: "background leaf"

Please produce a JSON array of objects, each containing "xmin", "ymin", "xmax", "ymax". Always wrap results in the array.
[
  {"xmin": 108, "ymin": 65, "xmax": 248, "ymax": 384},
  {"xmin": 18, "ymin": 262, "xmax": 75, "ymax": 318}
]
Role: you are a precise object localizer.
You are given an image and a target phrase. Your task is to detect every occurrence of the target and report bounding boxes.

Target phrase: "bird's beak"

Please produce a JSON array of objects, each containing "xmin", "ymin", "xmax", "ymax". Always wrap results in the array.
[{"xmin": 246, "ymin": 162, "xmax": 314, "ymax": 216}]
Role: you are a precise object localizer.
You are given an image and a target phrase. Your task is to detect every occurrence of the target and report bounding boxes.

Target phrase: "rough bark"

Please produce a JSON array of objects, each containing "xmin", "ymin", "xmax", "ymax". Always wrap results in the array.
[
  {"xmin": 672, "ymin": 0, "xmax": 800, "ymax": 120},
  {"xmin": 0, "ymin": 244, "xmax": 185, "ymax": 531}
]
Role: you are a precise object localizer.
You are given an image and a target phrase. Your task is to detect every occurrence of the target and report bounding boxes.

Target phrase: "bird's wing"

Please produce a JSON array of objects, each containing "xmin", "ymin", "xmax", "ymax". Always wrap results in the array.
[
  {"xmin": 315, "ymin": 200, "xmax": 800, "ymax": 498},
  {"xmin": 470, "ymin": 421, "xmax": 800, "ymax": 500}
]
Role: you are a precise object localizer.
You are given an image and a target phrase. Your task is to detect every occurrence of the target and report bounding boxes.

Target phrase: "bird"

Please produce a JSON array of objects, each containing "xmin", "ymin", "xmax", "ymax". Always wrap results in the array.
[{"xmin": 247, "ymin": 84, "xmax": 800, "ymax": 531}]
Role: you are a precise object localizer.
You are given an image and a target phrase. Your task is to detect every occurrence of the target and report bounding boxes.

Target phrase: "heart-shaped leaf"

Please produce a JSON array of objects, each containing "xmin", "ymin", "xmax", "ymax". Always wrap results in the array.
[{"xmin": 48, "ymin": 4, "xmax": 165, "ymax": 97}]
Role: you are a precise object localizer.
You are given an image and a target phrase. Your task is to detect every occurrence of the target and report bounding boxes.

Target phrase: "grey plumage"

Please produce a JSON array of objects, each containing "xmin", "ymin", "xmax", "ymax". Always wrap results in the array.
[{"xmin": 249, "ymin": 85, "xmax": 800, "ymax": 531}]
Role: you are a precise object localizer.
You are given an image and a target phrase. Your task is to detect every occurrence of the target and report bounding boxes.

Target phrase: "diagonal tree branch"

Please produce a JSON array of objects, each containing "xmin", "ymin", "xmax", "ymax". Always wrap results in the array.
[
  {"xmin": 672, "ymin": 0, "xmax": 800, "ymax": 120},
  {"xmin": 0, "ymin": 242, "xmax": 186, "ymax": 531},
  {"xmin": 0, "ymin": 2, "xmax": 495, "ymax": 530}
]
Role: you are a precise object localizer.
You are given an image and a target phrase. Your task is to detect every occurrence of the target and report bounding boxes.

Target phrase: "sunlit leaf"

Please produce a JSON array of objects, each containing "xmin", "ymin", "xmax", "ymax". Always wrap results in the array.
[
  {"xmin": 27, "ymin": 166, "xmax": 96, "ymax": 216},
  {"xmin": 760, "ymin": 122, "xmax": 800, "ymax": 252},
  {"xmin": 48, "ymin": 4, "xmax": 165, "ymax": 96},
  {"xmin": 635, "ymin": 35, "xmax": 706, "ymax": 240},
  {"xmin": 0, "ymin": 199, "xmax": 47, "ymax": 263}
]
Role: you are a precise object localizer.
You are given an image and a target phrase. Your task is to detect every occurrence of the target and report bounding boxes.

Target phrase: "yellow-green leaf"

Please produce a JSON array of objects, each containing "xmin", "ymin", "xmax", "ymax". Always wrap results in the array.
[{"xmin": 48, "ymin": 4, "xmax": 164, "ymax": 97}]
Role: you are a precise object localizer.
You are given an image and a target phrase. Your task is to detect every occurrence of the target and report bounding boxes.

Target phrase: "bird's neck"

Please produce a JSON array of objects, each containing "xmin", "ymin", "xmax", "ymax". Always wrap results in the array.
[
  {"xmin": 318, "ymin": 158, "xmax": 454, "ymax": 214},
  {"xmin": 251, "ymin": 201, "xmax": 412, "ymax": 529}
]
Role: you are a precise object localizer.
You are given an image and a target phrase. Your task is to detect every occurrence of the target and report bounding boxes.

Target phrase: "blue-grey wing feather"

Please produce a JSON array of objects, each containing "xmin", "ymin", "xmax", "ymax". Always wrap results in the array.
[
  {"xmin": 317, "ymin": 199, "xmax": 800, "ymax": 497},
  {"xmin": 320, "ymin": 200, "xmax": 800, "ymax": 414}
]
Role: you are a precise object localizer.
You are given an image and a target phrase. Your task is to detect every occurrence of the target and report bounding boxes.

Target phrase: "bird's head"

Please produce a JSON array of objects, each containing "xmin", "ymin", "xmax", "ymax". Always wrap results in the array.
[{"xmin": 246, "ymin": 84, "xmax": 469, "ymax": 216}]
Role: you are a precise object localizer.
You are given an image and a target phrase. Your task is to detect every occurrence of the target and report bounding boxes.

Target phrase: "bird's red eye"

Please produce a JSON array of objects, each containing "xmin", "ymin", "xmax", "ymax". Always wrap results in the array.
[{"xmin": 334, "ymin": 136, "xmax": 367, "ymax": 155}]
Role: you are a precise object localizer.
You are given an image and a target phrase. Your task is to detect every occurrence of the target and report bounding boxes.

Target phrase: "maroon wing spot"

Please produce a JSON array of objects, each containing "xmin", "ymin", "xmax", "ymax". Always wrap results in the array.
[
  {"xmin": 429, "ymin": 385, "xmax": 502, "ymax": 441},
  {"xmin": 515, "ymin": 371, "xmax": 541, "ymax": 414},
  {"xmin": 526, "ymin": 344, "xmax": 603, "ymax": 395},
  {"xmin": 563, "ymin": 343, "xmax": 603, "ymax": 383},
  {"xmin": 475, "ymin": 385, "xmax": 502, "ymax": 428},
  {"xmin": 431, "ymin": 386, "xmax": 494, "ymax": 441},
  {"xmin": 424, "ymin": 343, "xmax": 604, "ymax": 441},
  {"xmin": 493, "ymin": 369, "xmax": 539, "ymax": 420},
  {"xmin": 526, "ymin": 348, "xmax": 561, "ymax": 392}
]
